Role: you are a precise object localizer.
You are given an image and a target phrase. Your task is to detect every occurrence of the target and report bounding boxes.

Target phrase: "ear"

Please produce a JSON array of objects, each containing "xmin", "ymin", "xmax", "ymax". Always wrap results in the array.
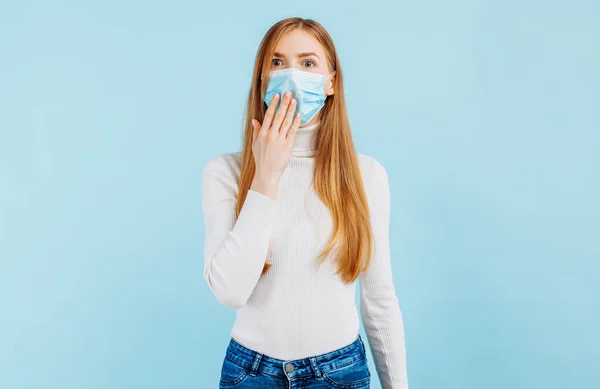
[{"xmin": 326, "ymin": 74, "xmax": 335, "ymax": 96}]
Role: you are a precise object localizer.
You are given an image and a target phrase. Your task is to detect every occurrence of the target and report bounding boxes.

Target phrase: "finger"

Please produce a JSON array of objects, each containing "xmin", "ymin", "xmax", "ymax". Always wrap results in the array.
[
  {"xmin": 285, "ymin": 112, "xmax": 302, "ymax": 143},
  {"xmin": 261, "ymin": 93, "xmax": 280, "ymax": 133},
  {"xmin": 270, "ymin": 91, "xmax": 292, "ymax": 133},
  {"xmin": 279, "ymin": 98, "xmax": 297, "ymax": 136}
]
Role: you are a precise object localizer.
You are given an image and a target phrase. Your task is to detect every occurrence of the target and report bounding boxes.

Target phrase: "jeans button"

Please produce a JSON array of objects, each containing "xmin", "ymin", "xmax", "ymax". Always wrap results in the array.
[{"xmin": 285, "ymin": 363, "xmax": 295, "ymax": 373}]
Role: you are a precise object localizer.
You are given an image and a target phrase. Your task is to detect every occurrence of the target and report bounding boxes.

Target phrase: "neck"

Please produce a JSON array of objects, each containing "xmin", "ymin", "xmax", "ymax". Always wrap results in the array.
[{"xmin": 291, "ymin": 122, "xmax": 319, "ymax": 157}]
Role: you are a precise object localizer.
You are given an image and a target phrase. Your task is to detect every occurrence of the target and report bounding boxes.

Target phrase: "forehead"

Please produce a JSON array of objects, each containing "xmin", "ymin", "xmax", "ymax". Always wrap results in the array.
[{"xmin": 274, "ymin": 29, "xmax": 326, "ymax": 57}]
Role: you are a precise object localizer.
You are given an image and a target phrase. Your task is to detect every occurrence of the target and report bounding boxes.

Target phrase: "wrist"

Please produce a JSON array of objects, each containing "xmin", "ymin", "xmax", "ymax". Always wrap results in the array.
[{"xmin": 250, "ymin": 177, "xmax": 279, "ymax": 200}]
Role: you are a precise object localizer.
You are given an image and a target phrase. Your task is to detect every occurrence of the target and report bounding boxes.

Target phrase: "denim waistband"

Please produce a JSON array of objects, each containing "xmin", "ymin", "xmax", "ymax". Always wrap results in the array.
[{"xmin": 224, "ymin": 334, "xmax": 367, "ymax": 379}]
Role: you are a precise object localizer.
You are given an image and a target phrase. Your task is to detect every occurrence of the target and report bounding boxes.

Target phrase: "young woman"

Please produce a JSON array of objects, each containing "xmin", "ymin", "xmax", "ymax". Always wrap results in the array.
[{"xmin": 201, "ymin": 17, "xmax": 409, "ymax": 389}]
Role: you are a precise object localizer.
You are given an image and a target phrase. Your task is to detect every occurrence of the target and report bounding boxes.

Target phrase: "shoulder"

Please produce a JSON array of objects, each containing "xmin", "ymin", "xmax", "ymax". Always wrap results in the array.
[
  {"xmin": 357, "ymin": 153, "xmax": 391, "ymax": 217},
  {"xmin": 357, "ymin": 153, "xmax": 386, "ymax": 172},
  {"xmin": 357, "ymin": 153, "xmax": 389, "ymax": 190},
  {"xmin": 201, "ymin": 151, "xmax": 243, "ymax": 189},
  {"xmin": 202, "ymin": 151, "xmax": 242, "ymax": 176}
]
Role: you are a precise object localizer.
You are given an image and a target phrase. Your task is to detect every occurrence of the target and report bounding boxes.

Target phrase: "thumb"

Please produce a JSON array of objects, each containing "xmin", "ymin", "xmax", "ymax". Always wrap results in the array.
[{"xmin": 251, "ymin": 118, "xmax": 260, "ymax": 144}]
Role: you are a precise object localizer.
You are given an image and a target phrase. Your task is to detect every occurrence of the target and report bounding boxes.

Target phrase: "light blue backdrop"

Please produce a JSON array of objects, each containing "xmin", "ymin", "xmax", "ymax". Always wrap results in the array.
[{"xmin": 1, "ymin": 1, "xmax": 598, "ymax": 388}]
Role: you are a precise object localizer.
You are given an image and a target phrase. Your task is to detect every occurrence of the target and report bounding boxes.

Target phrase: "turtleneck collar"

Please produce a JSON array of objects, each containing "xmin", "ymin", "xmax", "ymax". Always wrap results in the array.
[{"xmin": 291, "ymin": 122, "xmax": 319, "ymax": 157}]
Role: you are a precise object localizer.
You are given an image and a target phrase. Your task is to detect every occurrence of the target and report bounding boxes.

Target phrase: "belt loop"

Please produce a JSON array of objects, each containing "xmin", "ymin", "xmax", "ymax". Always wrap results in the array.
[
  {"xmin": 309, "ymin": 356, "xmax": 322, "ymax": 378},
  {"xmin": 250, "ymin": 352, "xmax": 263, "ymax": 376},
  {"xmin": 358, "ymin": 334, "xmax": 366, "ymax": 353}
]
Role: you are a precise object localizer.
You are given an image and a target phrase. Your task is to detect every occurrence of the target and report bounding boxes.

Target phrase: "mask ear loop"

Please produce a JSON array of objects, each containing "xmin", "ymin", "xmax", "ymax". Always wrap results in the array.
[{"xmin": 323, "ymin": 72, "xmax": 334, "ymax": 100}]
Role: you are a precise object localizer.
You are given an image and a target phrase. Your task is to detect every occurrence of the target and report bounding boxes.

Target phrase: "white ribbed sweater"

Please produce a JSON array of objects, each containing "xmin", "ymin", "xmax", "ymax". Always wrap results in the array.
[{"xmin": 201, "ymin": 122, "xmax": 409, "ymax": 389}]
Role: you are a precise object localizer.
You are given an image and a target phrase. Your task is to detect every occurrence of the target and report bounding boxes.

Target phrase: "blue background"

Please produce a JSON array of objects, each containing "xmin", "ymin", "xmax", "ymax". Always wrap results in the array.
[{"xmin": 1, "ymin": 1, "xmax": 598, "ymax": 388}]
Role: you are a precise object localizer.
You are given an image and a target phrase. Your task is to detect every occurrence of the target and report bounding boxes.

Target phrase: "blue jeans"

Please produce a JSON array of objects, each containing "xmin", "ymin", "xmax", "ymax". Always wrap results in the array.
[{"xmin": 219, "ymin": 334, "xmax": 371, "ymax": 388}]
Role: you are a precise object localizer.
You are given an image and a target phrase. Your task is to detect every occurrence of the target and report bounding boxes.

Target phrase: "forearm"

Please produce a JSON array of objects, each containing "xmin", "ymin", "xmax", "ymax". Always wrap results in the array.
[
  {"xmin": 204, "ymin": 189, "xmax": 277, "ymax": 309},
  {"xmin": 361, "ymin": 290, "xmax": 409, "ymax": 389}
]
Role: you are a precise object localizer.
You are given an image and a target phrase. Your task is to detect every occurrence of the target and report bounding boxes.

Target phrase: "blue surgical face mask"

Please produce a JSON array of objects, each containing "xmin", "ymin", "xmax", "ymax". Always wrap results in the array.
[{"xmin": 263, "ymin": 68, "xmax": 332, "ymax": 126}]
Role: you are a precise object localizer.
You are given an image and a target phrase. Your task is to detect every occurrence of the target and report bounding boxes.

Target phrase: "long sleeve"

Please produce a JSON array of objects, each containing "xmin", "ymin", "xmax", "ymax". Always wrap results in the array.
[
  {"xmin": 359, "ymin": 160, "xmax": 409, "ymax": 389},
  {"xmin": 201, "ymin": 155, "xmax": 278, "ymax": 310}
]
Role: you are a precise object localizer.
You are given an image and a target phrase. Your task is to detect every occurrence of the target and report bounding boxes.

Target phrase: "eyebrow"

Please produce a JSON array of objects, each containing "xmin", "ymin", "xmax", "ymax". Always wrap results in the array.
[{"xmin": 273, "ymin": 51, "xmax": 321, "ymax": 60}]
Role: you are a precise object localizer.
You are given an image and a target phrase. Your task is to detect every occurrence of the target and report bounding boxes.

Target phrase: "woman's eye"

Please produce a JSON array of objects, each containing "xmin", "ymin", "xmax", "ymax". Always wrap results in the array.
[
  {"xmin": 303, "ymin": 60, "xmax": 315, "ymax": 68},
  {"xmin": 272, "ymin": 59, "xmax": 283, "ymax": 67}
]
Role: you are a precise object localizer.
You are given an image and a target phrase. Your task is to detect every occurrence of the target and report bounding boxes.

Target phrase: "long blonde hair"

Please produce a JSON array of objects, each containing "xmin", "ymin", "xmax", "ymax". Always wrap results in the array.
[{"xmin": 236, "ymin": 17, "xmax": 373, "ymax": 284}]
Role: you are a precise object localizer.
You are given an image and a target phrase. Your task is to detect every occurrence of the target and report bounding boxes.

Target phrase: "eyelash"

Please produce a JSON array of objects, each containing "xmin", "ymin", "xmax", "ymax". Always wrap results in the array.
[{"xmin": 272, "ymin": 59, "xmax": 316, "ymax": 67}]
